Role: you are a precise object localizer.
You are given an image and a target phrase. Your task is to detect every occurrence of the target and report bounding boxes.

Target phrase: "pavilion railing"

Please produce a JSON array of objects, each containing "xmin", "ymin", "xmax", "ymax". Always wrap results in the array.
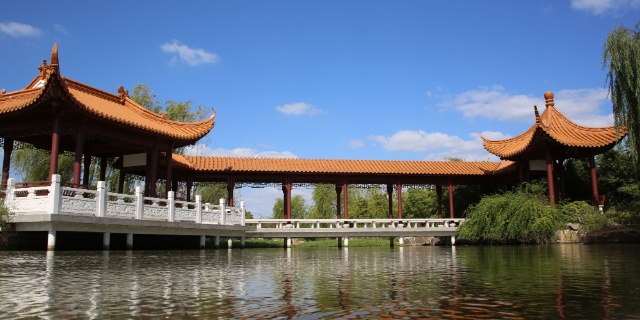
[{"xmin": 2, "ymin": 174, "xmax": 245, "ymax": 226}]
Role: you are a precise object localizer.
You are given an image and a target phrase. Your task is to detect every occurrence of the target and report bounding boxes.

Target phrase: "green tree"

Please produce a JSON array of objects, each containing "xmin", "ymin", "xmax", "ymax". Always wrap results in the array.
[
  {"xmin": 603, "ymin": 22, "xmax": 640, "ymax": 174},
  {"xmin": 272, "ymin": 194, "xmax": 308, "ymax": 219},
  {"xmin": 308, "ymin": 184, "xmax": 336, "ymax": 219},
  {"xmin": 403, "ymin": 188, "xmax": 438, "ymax": 218}
]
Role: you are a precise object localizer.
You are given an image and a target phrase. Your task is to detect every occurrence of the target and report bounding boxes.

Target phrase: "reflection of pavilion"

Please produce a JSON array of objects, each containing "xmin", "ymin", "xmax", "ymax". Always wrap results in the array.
[{"xmin": 1, "ymin": 44, "xmax": 625, "ymax": 225}]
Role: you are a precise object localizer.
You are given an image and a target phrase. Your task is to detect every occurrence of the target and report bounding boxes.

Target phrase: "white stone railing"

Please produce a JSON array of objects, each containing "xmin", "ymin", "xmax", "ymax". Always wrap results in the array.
[
  {"xmin": 3, "ymin": 175, "xmax": 245, "ymax": 226},
  {"xmin": 246, "ymin": 218, "xmax": 465, "ymax": 229}
]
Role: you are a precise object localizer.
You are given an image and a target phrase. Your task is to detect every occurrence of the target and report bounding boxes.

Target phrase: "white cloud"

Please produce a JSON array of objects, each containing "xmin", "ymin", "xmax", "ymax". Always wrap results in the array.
[
  {"xmin": 348, "ymin": 139, "xmax": 364, "ymax": 148},
  {"xmin": 0, "ymin": 22, "xmax": 41, "ymax": 38},
  {"xmin": 369, "ymin": 130, "xmax": 508, "ymax": 161},
  {"xmin": 185, "ymin": 145, "xmax": 297, "ymax": 158},
  {"xmin": 54, "ymin": 24, "xmax": 69, "ymax": 35},
  {"xmin": 570, "ymin": 0, "xmax": 640, "ymax": 14},
  {"xmin": 275, "ymin": 102, "xmax": 325, "ymax": 116},
  {"xmin": 160, "ymin": 40, "xmax": 220, "ymax": 66},
  {"xmin": 439, "ymin": 86, "xmax": 614, "ymax": 126}
]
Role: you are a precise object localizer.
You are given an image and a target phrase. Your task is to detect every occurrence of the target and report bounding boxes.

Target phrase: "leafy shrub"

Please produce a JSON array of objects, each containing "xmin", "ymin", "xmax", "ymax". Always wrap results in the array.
[{"xmin": 456, "ymin": 186, "xmax": 565, "ymax": 244}]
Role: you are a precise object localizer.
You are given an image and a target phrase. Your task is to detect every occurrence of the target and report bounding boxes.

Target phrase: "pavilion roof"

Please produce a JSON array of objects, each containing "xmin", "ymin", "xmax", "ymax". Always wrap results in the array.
[
  {"xmin": 0, "ymin": 44, "xmax": 215, "ymax": 142},
  {"xmin": 171, "ymin": 155, "xmax": 516, "ymax": 176},
  {"xmin": 479, "ymin": 92, "xmax": 626, "ymax": 160}
]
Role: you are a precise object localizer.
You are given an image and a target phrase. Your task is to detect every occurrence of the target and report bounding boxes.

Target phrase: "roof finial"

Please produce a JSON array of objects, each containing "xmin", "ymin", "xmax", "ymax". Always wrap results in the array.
[
  {"xmin": 117, "ymin": 86, "xmax": 129, "ymax": 103},
  {"xmin": 544, "ymin": 91, "xmax": 554, "ymax": 108}
]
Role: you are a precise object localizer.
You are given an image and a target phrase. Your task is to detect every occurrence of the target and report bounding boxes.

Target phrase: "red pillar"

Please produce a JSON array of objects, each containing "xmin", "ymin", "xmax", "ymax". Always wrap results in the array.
[
  {"xmin": 588, "ymin": 155, "xmax": 600, "ymax": 207},
  {"xmin": 285, "ymin": 178, "xmax": 292, "ymax": 219},
  {"xmin": 166, "ymin": 151, "xmax": 173, "ymax": 195},
  {"xmin": 49, "ymin": 114, "xmax": 61, "ymax": 179},
  {"xmin": 336, "ymin": 185, "xmax": 342, "ymax": 219},
  {"xmin": 546, "ymin": 150, "xmax": 556, "ymax": 205},
  {"xmin": 436, "ymin": 184, "xmax": 442, "ymax": 219},
  {"xmin": 99, "ymin": 157, "xmax": 107, "ymax": 182},
  {"xmin": 73, "ymin": 126, "xmax": 84, "ymax": 187},
  {"xmin": 387, "ymin": 184, "xmax": 394, "ymax": 219},
  {"xmin": 186, "ymin": 176, "xmax": 193, "ymax": 202},
  {"xmin": 448, "ymin": 179, "xmax": 454, "ymax": 218},
  {"xmin": 396, "ymin": 184, "xmax": 403, "ymax": 220},
  {"xmin": 82, "ymin": 154, "xmax": 91, "ymax": 187},
  {"xmin": 118, "ymin": 169, "xmax": 125, "ymax": 193},
  {"xmin": 227, "ymin": 176, "xmax": 234, "ymax": 207},
  {"xmin": 342, "ymin": 181, "xmax": 349, "ymax": 219},
  {"xmin": 149, "ymin": 143, "xmax": 158, "ymax": 197},
  {"xmin": 2, "ymin": 138, "xmax": 14, "ymax": 187}
]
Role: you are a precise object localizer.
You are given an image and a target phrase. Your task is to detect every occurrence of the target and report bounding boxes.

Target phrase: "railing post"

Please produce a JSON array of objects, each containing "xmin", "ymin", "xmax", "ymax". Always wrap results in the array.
[
  {"xmin": 219, "ymin": 198, "xmax": 226, "ymax": 225},
  {"xmin": 48, "ymin": 174, "xmax": 61, "ymax": 215},
  {"xmin": 195, "ymin": 195, "xmax": 202, "ymax": 223},
  {"xmin": 168, "ymin": 191, "xmax": 175, "ymax": 222},
  {"xmin": 135, "ymin": 186, "xmax": 144, "ymax": 220},
  {"xmin": 240, "ymin": 201, "xmax": 245, "ymax": 226},
  {"xmin": 6, "ymin": 178, "xmax": 15, "ymax": 206},
  {"xmin": 97, "ymin": 181, "xmax": 107, "ymax": 217}
]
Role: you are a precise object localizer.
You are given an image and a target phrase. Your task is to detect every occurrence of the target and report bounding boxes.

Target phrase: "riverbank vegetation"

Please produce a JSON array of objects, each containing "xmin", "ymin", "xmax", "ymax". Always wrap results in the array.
[{"xmin": 213, "ymin": 237, "xmax": 399, "ymax": 248}]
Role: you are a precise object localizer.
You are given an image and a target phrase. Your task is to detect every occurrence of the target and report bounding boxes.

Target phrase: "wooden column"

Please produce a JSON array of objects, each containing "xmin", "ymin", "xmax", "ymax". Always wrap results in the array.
[
  {"xmin": 525, "ymin": 160, "xmax": 531, "ymax": 183},
  {"xmin": 588, "ymin": 155, "xmax": 600, "ymax": 207},
  {"xmin": 387, "ymin": 184, "xmax": 394, "ymax": 219},
  {"xmin": 448, "ymin": 179, "xmax": 454, "ymax": 218},
  {"xmin": 73, "ymin": 126, "xmax": 84, "ymax": 187},
  {"xmin": 82, "ymin": 154, "xmax": 91, "ymax": 187},
  {"xmin": 227, "ymin": 176, "xmax": 234, "ymax": 207},
  {"xmin": 436, "ymin": 184, "xmax": 442, "ymax": 219},
  {"xmin": 99, "ymin": 157, "xmax": 107, "ymax": 182},
  {"xmin": 165, "ymin": 150, "xmax": 173, "ymax": 195},
  {"xmin": 118, "ymin": 169, "xmax": 125, "ymax": 194},
  {"xmin": 546, "ymin": 150, "xmax": 556, "ymax": 205},
  {"xmin": 559, "ymin": 159, "xmax": 566, "ymax": 201},
  {"xmin": 49, "ymin": 114, "xmax": 61, "ymax": 178},
  {"xmin": 342, "ymin": 180, "xmax": 349, "ymax": 219},
  {"xmin": 172, "ymin": 180, "xmax": 178, "ymax": 197},
  {"xmin": 285, "ymin": 178, "xmax": 292, "ymax": 219},
  {"xmin": 396, "ymin": 184, "xmax": 403, "ymax": 220},
  {"xmin": 518, "ymin": 160, "xmax": 525, "ymax": 190},
  {"xmin": 2, "ymin": 138, "xmax": 14, "ymax": 187},
  {"xmin": 336, "ymin": 185, "xmax": 342, "ymax": 219},
  {"xmin": 186, "ymin": 176, "xmax": 193, "ymax": 202},
  {"xmin": 149, "ymin": 143, "xmax": 158, "ymax": 197},
  {"xmin": 282, "ymin": 184, "xmax": 288, "ymax": 219}
]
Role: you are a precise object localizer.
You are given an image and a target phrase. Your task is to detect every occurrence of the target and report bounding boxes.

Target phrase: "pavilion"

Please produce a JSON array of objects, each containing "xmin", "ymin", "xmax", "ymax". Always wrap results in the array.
[{"xmin": 0, "ymin": 44, "xmax": 626, "ymax": 221}]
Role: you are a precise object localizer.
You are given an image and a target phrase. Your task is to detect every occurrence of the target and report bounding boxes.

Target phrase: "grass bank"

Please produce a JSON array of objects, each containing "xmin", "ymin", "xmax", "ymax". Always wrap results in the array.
[{"xmin": 207, "ymin": 237, "xmax": 399, "ymax": 249}]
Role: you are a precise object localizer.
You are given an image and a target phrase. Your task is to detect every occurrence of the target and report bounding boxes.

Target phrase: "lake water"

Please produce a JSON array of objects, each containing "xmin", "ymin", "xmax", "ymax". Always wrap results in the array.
[{"xmin": 0, "ymin": 244, "xmax": 639, "ymax": 319}]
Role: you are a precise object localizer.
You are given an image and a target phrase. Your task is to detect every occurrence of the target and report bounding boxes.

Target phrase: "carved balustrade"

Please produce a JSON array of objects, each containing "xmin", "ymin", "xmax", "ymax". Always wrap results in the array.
[{"xmin": 2, "ymin": 175, "xmax": 246, "ymax": 226}]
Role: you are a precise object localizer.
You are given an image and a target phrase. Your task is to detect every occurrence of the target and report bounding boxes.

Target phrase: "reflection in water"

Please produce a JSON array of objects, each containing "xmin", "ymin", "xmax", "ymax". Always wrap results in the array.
[{"xmin": 1, "ymin": 244, "xmax": 640, "ymax": 318}]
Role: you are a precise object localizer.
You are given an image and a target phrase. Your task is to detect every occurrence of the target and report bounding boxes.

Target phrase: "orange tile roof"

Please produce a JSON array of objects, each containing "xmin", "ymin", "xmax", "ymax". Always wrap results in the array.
[
  {"xmin": 172, "ymin": 155, "xmax": 516, "ymax": 176},
  {"xmin": 0, "ymin": 45, "xmax": 215, "ymax": 142},
  {"xmin": 480, "ymin": 92, "xmax": 626, "ymax": 159}
]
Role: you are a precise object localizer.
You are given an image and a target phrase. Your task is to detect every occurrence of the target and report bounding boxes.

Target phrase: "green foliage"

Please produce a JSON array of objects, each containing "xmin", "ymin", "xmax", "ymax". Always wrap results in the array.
[
  {"xmin": 11, "ymin": 147, "xmax": 74, "ymax": 183},
  {"xmin": 295, "ymin": 238, "xmax": 398, "ymax": 247},
  {"xmin": 456, "ymin": 185, "xmax": 565, "ymax": 244},
  {"xmin": 308, "ymin": 184, "xmax": 336, "ymax": 219},
  {"xmin": 603, "ymin": 21, "xmax": 640, "ymax": 174},
  {"xmin": 195, "ymin": 183, "xmax": 228, "ymax": 205},
  {"xmin": 403, "ymin": 188, "xmax": 438, "ymax": 218},
  {"xmin": 272, "ymin": 195, "xmax": 308, "ymax": 219},
  {"xmin": 131, "ymin": 84, "xmax": 162, "ymax": 113},
  {"xmin": 0, "ymin": 198, "xmax": 11, "ymax": 229}
]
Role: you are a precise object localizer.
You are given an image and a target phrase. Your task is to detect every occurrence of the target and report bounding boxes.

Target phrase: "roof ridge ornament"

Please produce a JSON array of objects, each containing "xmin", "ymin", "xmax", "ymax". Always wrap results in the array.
[
  {"xmin": 544, "ymin": 91, "xmax": 554, "ymax": 108},
  {"xmin": 0, "ymin": 89, "xmax": 4, "ymax": 95},
  {"xmin": 49, "ymin": 43, "xmax": 59, "ymax": 74},
  {"xmin": 534, "ymin": 105, "xmax": 541, "ymax": 124},
  {"xmin": 117, "ymin": 86, "xmax": 129, "ymax": 103}
]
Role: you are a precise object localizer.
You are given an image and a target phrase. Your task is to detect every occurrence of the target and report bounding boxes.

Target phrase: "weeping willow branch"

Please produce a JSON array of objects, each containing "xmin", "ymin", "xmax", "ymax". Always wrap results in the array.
[{"xmin": 603, "ymin": 21, "xmax": 640, "ymax": 174}]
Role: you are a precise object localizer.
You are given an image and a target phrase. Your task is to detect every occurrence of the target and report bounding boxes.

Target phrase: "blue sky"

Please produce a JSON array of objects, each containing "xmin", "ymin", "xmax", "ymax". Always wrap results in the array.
[{"xmin": 1, "ymin": 0, "xmax": 639, "ymax": 216}]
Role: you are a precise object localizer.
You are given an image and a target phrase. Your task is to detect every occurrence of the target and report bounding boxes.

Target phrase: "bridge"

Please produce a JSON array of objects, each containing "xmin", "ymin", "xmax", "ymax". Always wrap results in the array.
[{"xmin": 245, "ymin": 218, "xmax": 464, "ymax": 247}]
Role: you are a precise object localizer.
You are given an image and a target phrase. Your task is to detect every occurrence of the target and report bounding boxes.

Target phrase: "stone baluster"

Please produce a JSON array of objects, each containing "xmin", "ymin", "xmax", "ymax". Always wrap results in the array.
[
  {"xmin": 6, "ymin": 178, "xmax": 15, "ymax": 206},
  {"xmin": 195, "ymin": 195, "xmax": 202, "ymax": 223},
  {"xmin": 97, "ymin": 181, "xmax": 107, "ymax": 217},
  {"xmin": 168, "ymin": 191, "xmax": 175, "ymax": 222},
  {"xmin": 219, "ymin": 198, "xmax": 226, "ymax": 225},
  {"xmin": 48, "ymin": 174, "xmax": 61, "ymax": 215},
  {"xmin": 135, "ymin": 186, "xmax": 144, "ymax": 220},
  {"xmin": 240, "ymin": 201, "xmax": 245, "ymax": 226}
]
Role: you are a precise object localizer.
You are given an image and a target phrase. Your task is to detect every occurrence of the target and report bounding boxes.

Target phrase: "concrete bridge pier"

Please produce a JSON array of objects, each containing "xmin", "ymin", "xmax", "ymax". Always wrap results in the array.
[
  {"xmin": 227, "ymin": 238, "xmax": 233, "ymax": 249},
  {"xmin": 240, "ymin": 236, "xmax": 245, "ymax": 249},
  {"xmin": 338, "ymin": 237, "xmax": 343, "ymax": 248},
  {"xmin": 398, "ymin": 237, "xmax": 404, "ymax": 247},
  {"xmin": 103, "ymin": 232, "xmax": 110, "ymax": 250},
  {"xmin": 214, "ymin": 236, "xmax": 220, "ymax": 249},
  {"xmin": 343, "ymin": 236, "xmax": 349, "ymax": 247},
  {"xmin": 451, "ymin": 236, "xmax": 456, "ymax": 246},
  {"xmin": 126, "ymin": 233, "xmax": 133, "ymax": 250},
  {"xmin": 199, "ymin": 235, "xmax": 205, "ymax": 249},
  {"xmin": 47, "ymin": 230, "xmax": 56, "ymax": 251},
  {"xmin": 389, "ymin": 236, "xmax": 394, "ymax": 248},
  {"xmin": 285, "ymin": 237, "xmax": 292, "ymax": 248}
]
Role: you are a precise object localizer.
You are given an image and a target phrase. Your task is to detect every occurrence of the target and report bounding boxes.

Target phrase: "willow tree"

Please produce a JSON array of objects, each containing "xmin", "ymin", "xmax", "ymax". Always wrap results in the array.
[{"xmin": 603, "ymin": 22, "xmax": 640, "ymax": 174}]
